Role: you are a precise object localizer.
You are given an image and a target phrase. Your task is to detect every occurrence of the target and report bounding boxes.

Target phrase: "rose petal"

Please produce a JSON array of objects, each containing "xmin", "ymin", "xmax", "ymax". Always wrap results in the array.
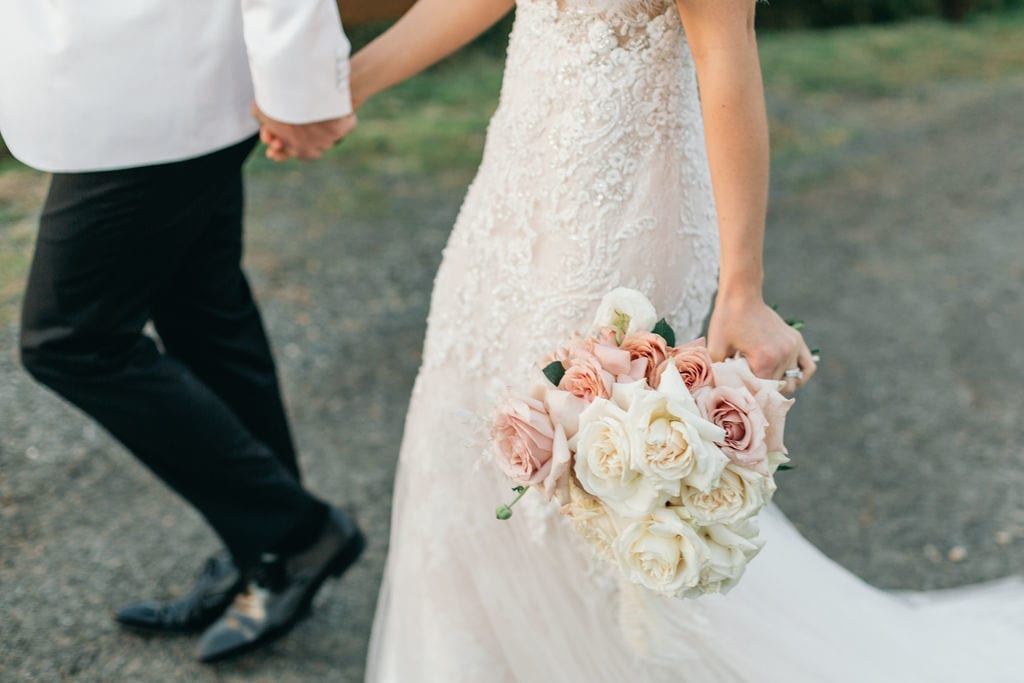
[
  {"xmin": 545, "ymin": 389, "xmax": 589, "ymax": 438},
  {"xmin": 543, "ymin": 424, "xmax": 572, "ymax": 503},
  {"xmin": 592, "ymin": 343, "xmax": 632, "ymax": 376}
]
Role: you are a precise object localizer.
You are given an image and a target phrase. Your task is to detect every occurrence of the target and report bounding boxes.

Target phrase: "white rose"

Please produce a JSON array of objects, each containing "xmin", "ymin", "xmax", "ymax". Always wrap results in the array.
[
  {"xmin": 766, "ymin": 450, "xmax": 790, "ymax": 476},
  {"xmin": 572, "ymin": 398, "xmax": 665, "ymax": 519},
  {"xmin": 614, "ymin": 508, "xmax": 708, "ymax": 596},
  {"xmin": 628, "ymin": 365, "xmax": 729, "ymax": 494},
  {"xmin": 609, "ymin": 376, "xmax": 648, "ymax": 410},
  {"xmin": 695, "ymin": 519, "xmax": 764, "ymax": 595},
  {"xmin": 563, "ymin": 477, "xmax": 621, "ymax": 561},
  {"xmin": 680, "ymin": 464, "xmax": 770, "ymax": 526},
  {"xmin": 593, "ymin": 287, "xmax": 658, "ymax": 336}
]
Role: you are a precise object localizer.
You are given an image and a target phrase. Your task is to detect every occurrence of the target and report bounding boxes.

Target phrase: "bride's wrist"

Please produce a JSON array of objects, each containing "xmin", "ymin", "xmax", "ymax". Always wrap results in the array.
[
  {"xmin": 715, "ymin": 280, "xmax": 764, "ymax": 309},
  {"xmin": 348, "ymin": 56, "xmax": 377, "ymax": 113},
  {"xmin": 349, "ymin": 80, "xmax": 371, "ymax": 113}
]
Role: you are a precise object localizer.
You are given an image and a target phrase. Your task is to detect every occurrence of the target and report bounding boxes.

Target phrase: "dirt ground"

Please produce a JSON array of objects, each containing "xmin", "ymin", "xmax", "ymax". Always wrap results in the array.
[{"xmin": 1, "ymin": 75, "xmax": 1022, "ymax": 681}]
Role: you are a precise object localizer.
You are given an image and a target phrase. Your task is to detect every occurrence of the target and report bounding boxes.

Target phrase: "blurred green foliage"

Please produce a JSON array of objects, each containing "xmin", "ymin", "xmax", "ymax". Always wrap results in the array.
[
  {"xmin": 756, "ymin": 0, "xmax": 1024, "ymax": 28},
  {"xmin": 759, "ymin": 9, "xmax": 1024, "ymax": 93}
]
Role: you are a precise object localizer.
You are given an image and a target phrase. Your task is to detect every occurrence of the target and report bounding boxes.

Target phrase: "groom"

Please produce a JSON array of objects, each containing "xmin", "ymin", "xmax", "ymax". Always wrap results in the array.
[{"xmin": 0, "ymin": 0, "xmax": 363, "ymax": 663}]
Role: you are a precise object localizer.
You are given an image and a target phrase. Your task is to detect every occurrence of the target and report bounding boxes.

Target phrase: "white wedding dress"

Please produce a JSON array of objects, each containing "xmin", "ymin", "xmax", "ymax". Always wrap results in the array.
[{"xmin": 365, "ymin": 1, "xmax": 1024, "ymax": 680}]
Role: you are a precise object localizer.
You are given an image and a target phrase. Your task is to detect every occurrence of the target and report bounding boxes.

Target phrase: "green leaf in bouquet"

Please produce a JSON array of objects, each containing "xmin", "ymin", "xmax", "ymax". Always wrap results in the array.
[
  {"xmin": 652, "ymin": 318, "xmax": 676, "ymax": 347},
  {"xmin": 786, "ymin": 319, "xmax": 805, "ymax": 331},
  {"xmin": 777, "ymin": 464, "xmax": 797, "ymax": 472},
  {"xmin": 542, "ymin": 360, "xmax": 566, "ymax": 387}
]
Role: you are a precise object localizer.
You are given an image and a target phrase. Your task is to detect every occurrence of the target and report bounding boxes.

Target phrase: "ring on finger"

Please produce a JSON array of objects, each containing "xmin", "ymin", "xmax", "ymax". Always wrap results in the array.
[{"xmin": 784, "ymin": 368, "xmax": 804, "ymax": 380}]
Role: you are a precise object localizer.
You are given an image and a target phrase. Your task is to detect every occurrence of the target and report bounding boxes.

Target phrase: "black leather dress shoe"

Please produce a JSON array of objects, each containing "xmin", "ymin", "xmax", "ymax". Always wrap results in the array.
[
  {"xmin": 195, "ymin": 507, "xmax": 365, "ymax": 663},
  {"xmin": 115, "ymin": 549, "xmax": 242, "ymax": 634}
]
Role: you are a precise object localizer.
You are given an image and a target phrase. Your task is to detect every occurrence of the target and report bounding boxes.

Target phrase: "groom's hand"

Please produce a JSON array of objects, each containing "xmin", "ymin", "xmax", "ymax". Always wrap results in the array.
[{"xmin": 251, "ymin": 104, "xmax": 357, "ymax": 162}]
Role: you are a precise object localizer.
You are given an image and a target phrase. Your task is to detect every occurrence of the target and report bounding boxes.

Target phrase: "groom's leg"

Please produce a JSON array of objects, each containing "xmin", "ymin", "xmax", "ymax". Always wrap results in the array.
[
  {"xmin": 19, "ymin": 138, "xmax": 325, "ymax": 566},
  {"xmin": 150, "ymin": 163, "xmax": 300, "ymax": 479}
]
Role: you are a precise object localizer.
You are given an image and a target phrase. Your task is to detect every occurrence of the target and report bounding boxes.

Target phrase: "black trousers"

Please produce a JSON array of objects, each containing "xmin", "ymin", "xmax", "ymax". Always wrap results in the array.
[{"xmin": 20, "ymin": 137, "xmax": 326, "ymax": 566}]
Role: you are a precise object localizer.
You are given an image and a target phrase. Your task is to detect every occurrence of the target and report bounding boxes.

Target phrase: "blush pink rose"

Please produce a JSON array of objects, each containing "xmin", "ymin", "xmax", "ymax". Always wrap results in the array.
[
  {"xmin": 699, "ymin": 385, "xmax": 770, "ymax": 474},
  {"xmin": 712, "ymin": 358, "xmax": 795, "ymax": 454},
  {"xmin": 759, "ymin": 388, "xmax": 794, "ymax": 455},
  {"xmin": 543, "ymin": 424, "xmax": 573, "ymax": 504},
  {"xmin": 563, "ymin": 328, "xmax": 637, "ymax": 380},
  {"xmin": 493, "ymin": 394, "xmax": 556, "ymax": 487},
  {"xmin": 559, "ymin": 351, "xmax": 615, "ymax": 401},
  {"xmin": 545, "ymin": 389, "xmax": 589, "ymax": 438},
  {"xmin": 620, "ymin": 331, "xmax": 670, "ymax": 385},
  {"xmin": 592, "ymin": 326, "xmax": 621, "ymax": 349},
  {"xmin": 654, "ymin": 338, "xmax": 714, "ymax": 391},
  {"xmin": 617, "ymin": 357, "xmax": 649, "ymax": 384},
  {"xmin": 552, "ymin": 333, "xmax": 593, "ymax": 367}
]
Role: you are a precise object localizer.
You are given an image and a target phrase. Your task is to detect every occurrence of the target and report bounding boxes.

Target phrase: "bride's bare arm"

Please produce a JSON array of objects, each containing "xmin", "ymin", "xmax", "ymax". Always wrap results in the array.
[
  {"xmin": 259, "ymin": 0, "xmax": 512, "ymax": 159},
  {"xmin": 676, "ymin": 0, "xmax": 816, "ymax": 390},
  {"xmin": 349, "ymin": 0, "xmax": 515, "ymax": 109}
]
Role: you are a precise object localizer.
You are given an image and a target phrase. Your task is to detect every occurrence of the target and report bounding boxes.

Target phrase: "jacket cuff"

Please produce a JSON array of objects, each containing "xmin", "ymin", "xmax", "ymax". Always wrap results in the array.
[{"xmin": 251, "ymin": 43, "xmax": 353, "ymax": 123}]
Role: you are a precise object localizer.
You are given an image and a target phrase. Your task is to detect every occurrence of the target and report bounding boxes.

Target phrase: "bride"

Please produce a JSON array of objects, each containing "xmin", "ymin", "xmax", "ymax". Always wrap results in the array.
[{"xmin": 331, "ymin": 0, "xmax": 1024, "ymax": 680}]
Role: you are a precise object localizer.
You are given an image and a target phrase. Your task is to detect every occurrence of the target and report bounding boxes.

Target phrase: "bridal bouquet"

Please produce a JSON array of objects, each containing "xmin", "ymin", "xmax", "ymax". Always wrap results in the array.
[{"xmin": 491, "ymin": 288, "xmax": 794, "ymax": 598}]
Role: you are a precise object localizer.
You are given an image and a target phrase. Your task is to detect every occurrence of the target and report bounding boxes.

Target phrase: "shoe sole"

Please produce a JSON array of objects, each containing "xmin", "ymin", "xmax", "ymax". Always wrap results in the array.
[{"xmin": 197, "ymin": 529, "xmax": 367, "ymax": 664}]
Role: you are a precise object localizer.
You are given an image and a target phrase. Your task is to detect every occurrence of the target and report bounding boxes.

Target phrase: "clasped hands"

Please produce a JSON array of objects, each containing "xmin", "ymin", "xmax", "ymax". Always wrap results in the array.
[{"xmin": 251, "ymin": 103, "xmax": 357, "ymax": 162}]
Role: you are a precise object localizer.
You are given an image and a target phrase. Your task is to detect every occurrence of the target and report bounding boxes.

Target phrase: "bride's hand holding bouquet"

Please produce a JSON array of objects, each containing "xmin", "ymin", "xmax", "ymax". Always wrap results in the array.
[{"xmin": 707, "ymin": 290, "xmax": 817, "ymax": 396}]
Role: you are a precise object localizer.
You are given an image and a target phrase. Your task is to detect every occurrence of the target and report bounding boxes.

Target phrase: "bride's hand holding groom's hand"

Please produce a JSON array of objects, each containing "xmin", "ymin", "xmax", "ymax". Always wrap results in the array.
[
  {"xmin": 251, "ymin": 103, "xmax": 357, "ymax": 162},
  {"xmin": 707, "ymin": 292, "xmax": 817, "ymax": 394}
]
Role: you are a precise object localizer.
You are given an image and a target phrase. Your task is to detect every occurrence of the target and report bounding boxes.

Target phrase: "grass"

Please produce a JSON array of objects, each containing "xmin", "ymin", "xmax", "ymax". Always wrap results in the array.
[
  {"xmin": 759, "ymin": 9, "xmax": 1024, "ymax": 95},
  {"xmin": 759, "ymin": 9, "xmax": 1024, "ymax": 171},
  {"xmin": 0, "ymin": 171, "xmax": 46, "ymax": 323}
]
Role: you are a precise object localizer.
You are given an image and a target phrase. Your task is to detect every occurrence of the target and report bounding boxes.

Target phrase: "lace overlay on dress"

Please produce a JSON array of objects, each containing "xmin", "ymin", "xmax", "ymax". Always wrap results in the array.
[{"xmin": 419, "ymin": 0, "xmax": 719, "ymax": 384}]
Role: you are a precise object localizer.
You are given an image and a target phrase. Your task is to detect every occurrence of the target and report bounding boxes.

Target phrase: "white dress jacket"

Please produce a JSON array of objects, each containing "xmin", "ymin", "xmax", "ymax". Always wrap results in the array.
[{"xmin": 0, "ymin": 0, "xmax": 352, "ymax": 173}]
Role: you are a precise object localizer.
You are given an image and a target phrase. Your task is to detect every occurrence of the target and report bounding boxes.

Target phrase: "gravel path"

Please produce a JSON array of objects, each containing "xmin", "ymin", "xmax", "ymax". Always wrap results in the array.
[{"xmin": 2, "ymin": 77, "xmax": 1023, "ymax": 681}]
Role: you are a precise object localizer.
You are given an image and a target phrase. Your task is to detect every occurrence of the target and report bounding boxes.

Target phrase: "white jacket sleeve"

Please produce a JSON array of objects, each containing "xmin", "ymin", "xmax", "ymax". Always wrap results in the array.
[{"xmin": 240, "ymin": 0, "xmax": 353, "ymax": 123}]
